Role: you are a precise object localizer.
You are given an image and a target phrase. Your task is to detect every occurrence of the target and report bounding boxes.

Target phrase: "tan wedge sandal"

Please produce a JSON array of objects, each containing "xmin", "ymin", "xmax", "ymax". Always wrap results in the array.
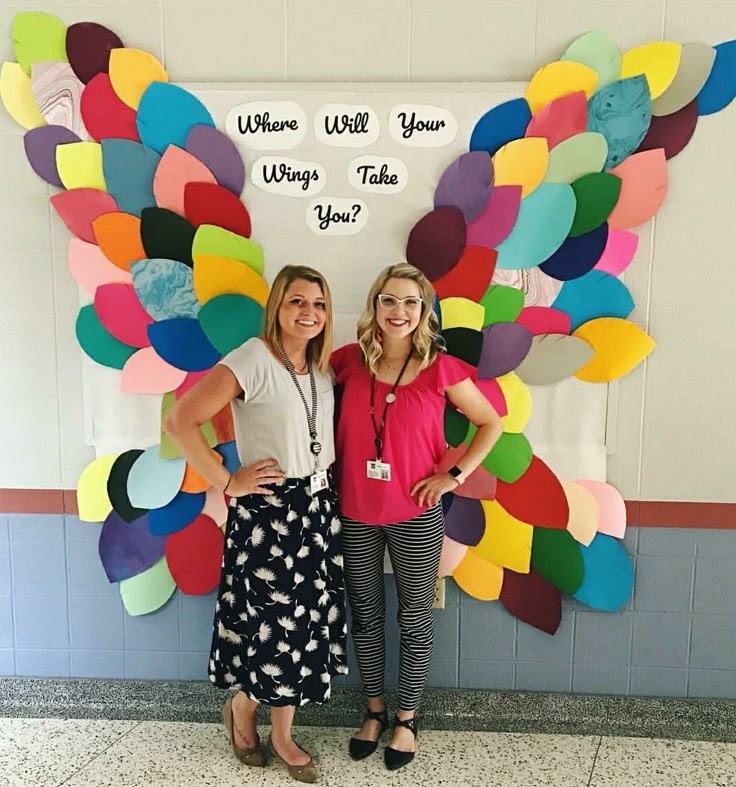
[
  {"xmin": 222, "ymin": 695, "xmax": 267, "ymax": 767},
  {"xmin": 267, "ymin": 736, "xmax": 317, "ymax": 783}
]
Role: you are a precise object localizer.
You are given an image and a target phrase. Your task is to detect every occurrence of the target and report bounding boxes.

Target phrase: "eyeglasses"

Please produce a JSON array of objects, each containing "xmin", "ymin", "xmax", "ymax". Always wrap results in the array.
[{"xmin": 376, "ymin": 294, "xmax": 423, "ymax": 312}]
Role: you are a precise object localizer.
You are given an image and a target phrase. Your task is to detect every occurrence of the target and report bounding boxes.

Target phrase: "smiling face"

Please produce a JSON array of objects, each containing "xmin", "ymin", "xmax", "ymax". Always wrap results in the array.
[
  {"xmin": 375, "ymin": 276, "xmax": 424, "ymax": 340},
  {"xmin": 277, "ymin": 278, "xmax": 327, "ymax": 343}
]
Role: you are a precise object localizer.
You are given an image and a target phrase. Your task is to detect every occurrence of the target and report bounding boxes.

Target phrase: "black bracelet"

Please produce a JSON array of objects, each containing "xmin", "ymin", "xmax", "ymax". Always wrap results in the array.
[{"xmin": 223, "ymin": 474, "xmax": 233, "ymax": 494}]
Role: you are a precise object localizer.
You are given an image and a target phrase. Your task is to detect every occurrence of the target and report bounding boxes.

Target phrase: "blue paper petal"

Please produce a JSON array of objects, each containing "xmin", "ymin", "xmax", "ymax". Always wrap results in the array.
[
  {"xmin": 137, "ymin": 82, "xmax": 215, "ymax": 155},
  {"xmin": 495, "ymin": 184, "xmax": 576, "ymax": 270},
  {"xmin": 126, "ymin": 446, "xmax": 185, "ymax": 510},
  {"xmin": 101, "ymin": 139, "xmax": 160, "ymax": 217},
  {"xmin": 696, "ymin": 40, "xmax": 736, "ymax": 116},
  {"xmin": 552, "ymin": 270, "xmax": 635, "ymax": 331},
  {"xmin": 148, "ymin": 317, "xmax": 221, "ymax": 372},
  {"xmin": 469, "ymin": 98, "xmax": 532, "ymax": 157},
  {"xmin": 214, "ymin": 441, "xmax": 240, "ymax": 474},
  {"xmin": 432, "ymin": 294, "xmax": 442, "ymax": 332},
  {"xmin": 98, "ymin": 511, "xmax": 166, "ymax": 583},
  {"xmin": 573, "ymin": 533, "xmax": 634, "ymax": 611},
  {"xmin": 539, "ymin": 223, "xmax": 609, "ymax": 281},
  {"xmin": 148, "ymin": 490, "xmax": 206, "ymax": 536},
  {"xmin": 130, "ymin": 258, "xmax": 200, "ymax": 320},
  {"xmin": 587, "ymin": 75, "xmax": 652, "ymax": 170}
]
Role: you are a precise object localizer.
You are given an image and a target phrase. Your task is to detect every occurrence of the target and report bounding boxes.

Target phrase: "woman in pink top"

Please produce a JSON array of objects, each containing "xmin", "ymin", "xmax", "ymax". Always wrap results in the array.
[{"xmin": 331, "ymin": 262, "xmax": 502, "ymax": 771}]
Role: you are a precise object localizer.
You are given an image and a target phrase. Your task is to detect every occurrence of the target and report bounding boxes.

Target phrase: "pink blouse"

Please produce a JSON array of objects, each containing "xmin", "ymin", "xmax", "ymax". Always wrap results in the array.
[{"xmin": 331, "ymin": 344, "xmax": 475, "ymax": 525}]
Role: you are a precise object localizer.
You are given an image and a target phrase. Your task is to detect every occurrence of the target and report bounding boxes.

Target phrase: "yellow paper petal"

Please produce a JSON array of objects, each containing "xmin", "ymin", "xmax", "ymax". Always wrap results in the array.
[
  {"xmin": 193, "ymin": 254, "xmax": 269, "ymax": 306},
  {"xmin": 0, "ymin": 61, "xmax": 46, "ymax": 130},
  {"xmin": 56, "ymin": 141, "xmax": 106, "ymax": 191},
  {"xmin": 439, "ymin": 297, "xmax": 484, "ymax": 331},
  {"xmin": 621, "ymin": 42, "xmax": 682, "ymax": 101},
  {"xmin": 493, "ymin": 138, "xmax": 549, "ymax": 198},
  {"xmin": 120, "ymin": 557, "xmax": 176, "ymax": 616},
  {"xmin": 77, "ymin": 453, "xmax": 118, "ymax": 522},
  {"xmin": 525, "ymin": 60, "xmax": 599, "ymax": 114},
  {"xmin": 562, "ymin": 481, "xmax": 600, "ymax": 546},
  {"xmin": 497, "ymin": 372, "xmax": 531, "ymax": 433},
  {"xmin": 573, "ymin": 317, "xmax": 655, "ymax": 382},
  {"xmin": 473, "ymin": 499, "xmax": 533, "ymax": 573},
  {"xmin": 109, "ymin": 48, "xmax": 168, "ymax": 110},
  {"xmin": 453, "ymin": 550, "xmax": 503, "ymax": 601}
]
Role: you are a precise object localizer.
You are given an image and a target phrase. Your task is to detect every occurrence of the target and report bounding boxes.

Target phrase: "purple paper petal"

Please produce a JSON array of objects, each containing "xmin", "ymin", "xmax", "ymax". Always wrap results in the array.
[
  {"xmin": 98, "ymin": 511, "xmax": 166, "ymax": 583},
  {"xmin": 24, "ymin": 125, "xmax": 81, "ymax": 188},
  {"xmin": 434, "ymin": 151, "xmax": 494, "ymax": 223},
  {"xmin": 185, "ymin": 124, "xmax": 245, "ymax": 196},
  {"xmin": 466, "ymin": 185, "xmax": 522, "ymax": 250},
  {"xmin": 443, "ymin": 496, "xmax": 485, "ymax": 547},
  {"xmin": 478, "ymin": 322, "xmax": 533, "ymax": 379}
]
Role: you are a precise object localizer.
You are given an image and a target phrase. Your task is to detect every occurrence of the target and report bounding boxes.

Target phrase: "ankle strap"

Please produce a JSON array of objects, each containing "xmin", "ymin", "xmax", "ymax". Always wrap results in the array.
[
  {"xmin": 394, "ymin": 716, "xmax": 417, "ymax": 736},
  {"xmin": 365, "ymin": 708, "xmax": 388, "ymax": 724}
]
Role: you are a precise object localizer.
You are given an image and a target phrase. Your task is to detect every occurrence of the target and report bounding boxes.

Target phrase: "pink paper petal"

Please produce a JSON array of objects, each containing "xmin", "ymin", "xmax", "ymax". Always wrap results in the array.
[
  {"xmin": 476, "ymin": 378, "xmax": 507, "ymax": 417},
  {"xmin": 93, "ymin": 282, "xmax": 154, "ymax": 348},
  {"xmin": 438, "ymin": 535, "xmax": 468, "ymax": 578},
  {"xmin": 175, "ymin": 370, "xmax": 209, "ymax": 399},
  {"xmin": 51, "ymin": 188, "xmax": 118, "ymax": 243},
  {"xmin": 593, "ymin": 229, "xmax": 639, "ymax": 276},
  {"xmin": 525, "ymin": 91, "xmax": 588, "ymax": 149},
  {"xmin": 121, "ymin": 347, "xmax": 188, "ymax": 394},
  {"xmin": 516, "ymin": 306, "xmax": 571, "ymax": 335},
  {"xmin": 153, "ymin": 145, "xmax": 217, "ymax": 216},
  {"xmin": 466, "ymin": 185, "xmax": 522, "ymax": 250},
  {"xmin": 573, "ymin": 479, "xmax": 627, "ymax": 538},
  {"xmin": 68, "ymin": 237, "xmax": 132, "ymax": 296},
  {"xmin": 607, "ymin": 149, "xmax": 668, "ymax": 230},
  {"xmin": 202, "ymin": 486, "xmax": 228, "ymax": 526},
  {"xmin": 436, "ymin": 444, "xmax": 498, "ymax": 501}
]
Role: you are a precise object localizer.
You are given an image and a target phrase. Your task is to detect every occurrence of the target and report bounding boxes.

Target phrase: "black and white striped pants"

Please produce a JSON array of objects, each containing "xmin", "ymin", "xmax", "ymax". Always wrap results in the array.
[{"xmin": 341, "ymin": 504, "xmax": 445, "ymax": 711}]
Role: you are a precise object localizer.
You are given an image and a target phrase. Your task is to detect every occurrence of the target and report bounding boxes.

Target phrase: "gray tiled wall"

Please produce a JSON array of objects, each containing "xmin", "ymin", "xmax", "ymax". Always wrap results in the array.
[{"xmin": 1, "ymin": 514, "xmax": 735, "ymax": 699}]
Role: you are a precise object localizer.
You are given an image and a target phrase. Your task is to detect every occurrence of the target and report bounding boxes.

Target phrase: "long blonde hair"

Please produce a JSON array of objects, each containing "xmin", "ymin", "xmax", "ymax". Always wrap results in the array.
[
  {"xmin": 357, "ymin": 262, "xmax": 444, "ymax": 375},
  {"xmin": 263, "ymin": 265, "xmax": 333, "ymax": 374}
]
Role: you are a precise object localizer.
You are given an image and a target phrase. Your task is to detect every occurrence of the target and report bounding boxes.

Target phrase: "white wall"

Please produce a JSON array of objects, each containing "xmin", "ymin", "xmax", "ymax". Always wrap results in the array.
[{"xmin": 0, "ymin": 0, "xmax": 735, "ymax": 500}]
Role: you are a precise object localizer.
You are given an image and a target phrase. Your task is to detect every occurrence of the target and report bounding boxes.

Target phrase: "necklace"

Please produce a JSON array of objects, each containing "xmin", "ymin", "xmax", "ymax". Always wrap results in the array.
[{"xmin": 380, "ymin": 355, "xmax": 410, "ymax": 373}]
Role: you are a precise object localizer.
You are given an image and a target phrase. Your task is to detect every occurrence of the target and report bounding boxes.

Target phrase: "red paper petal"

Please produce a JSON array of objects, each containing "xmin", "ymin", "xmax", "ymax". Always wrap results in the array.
[
  {"xmin": 436, "ymin": 444, "xmax": 497, "ymax": 501},
  {"xmin": 525, "ymin": 91, "xmax": 588, "ymax": 149},
  {"xmin": 516, "ymin": 306, "xmax": 571, "ymax": 335},
  {"xmin": 50, "ymin": 188, "xmax": 118, "ymax": 244},
  {"xmin": 175, "ymin": 370, "xmax": 209, "ymax": 399},
  {"xmin": 183, "ymin": 182, "xmax": 252, "ymax": 236},
  {"xmin": 500, "ymin": 567, "xmax": 562, "ymax": 634},
  {"xmin": 476, "ymin": 378, "xmax": 507, "ymax": 417},
  {"xmin": 94, "ymin": 282, "xmax": 154, "ymax": 348},
  {"xmin": 81, "ymin": 73, "xmax": 140, "ymax": 142},
  {"xmin": 66, "ymin": 22, "xmax": 124, "ymax": 84},
  {"xmin": 432, "ymin": 246, "xmax": 497, "ymax": 301},
  {"xmin": 406, "ymin": 206, "xmax": 466, "ymax": 281},
  {"xmin": 495, "ymin": 455, "xmax": 569, "ymax": 528},
  {"xmin": 165, "ymin": 514, "xmax": 224, "ymax": 595}
]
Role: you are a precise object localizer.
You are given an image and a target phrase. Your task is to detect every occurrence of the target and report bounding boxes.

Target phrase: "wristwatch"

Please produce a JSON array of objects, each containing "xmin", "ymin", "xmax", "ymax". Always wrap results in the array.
[{"xmin": 448, "ymin": 465, "xmax": 465, "ymax": 485}]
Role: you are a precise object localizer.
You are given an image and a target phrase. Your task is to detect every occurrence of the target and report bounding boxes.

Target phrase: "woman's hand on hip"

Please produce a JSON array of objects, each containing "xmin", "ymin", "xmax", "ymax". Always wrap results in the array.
[
  {"xmin": 410, "ymin": 473, "xmax": 458, "ymax": 508},
  {"xmin": 225, "ymin": 459, "xmax": 285, "ymax": 496}
]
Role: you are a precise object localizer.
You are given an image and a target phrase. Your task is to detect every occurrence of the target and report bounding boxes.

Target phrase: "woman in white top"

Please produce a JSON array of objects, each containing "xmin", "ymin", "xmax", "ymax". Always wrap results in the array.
[{"xmin": 165, "ymin": 265, "xmax": 347, "ymax": 784}]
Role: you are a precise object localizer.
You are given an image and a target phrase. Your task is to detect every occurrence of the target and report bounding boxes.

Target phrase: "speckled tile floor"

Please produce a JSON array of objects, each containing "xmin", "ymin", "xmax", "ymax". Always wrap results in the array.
[{"xmin": 2, "ymin": 719, "xmax": 736, "ymax": 787}]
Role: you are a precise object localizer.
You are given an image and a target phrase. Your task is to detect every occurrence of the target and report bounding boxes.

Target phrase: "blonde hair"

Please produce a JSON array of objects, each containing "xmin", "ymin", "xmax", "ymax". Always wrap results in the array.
[
  {"xmin": 357, "ymin": 262, "xmax": 444, "ymax": 375},
  {"xmin": 263, "ymin": 265, "xmax": 333, "ymax": 374}
]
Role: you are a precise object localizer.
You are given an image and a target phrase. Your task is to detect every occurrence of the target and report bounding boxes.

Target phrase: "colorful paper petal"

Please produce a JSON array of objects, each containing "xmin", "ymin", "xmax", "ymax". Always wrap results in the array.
[
  {"xmin": 432, "ymin": 246, "xmax": 497, "ymax": 302},
  {"xmin": 440, "ymin": 297, "xmax": 485, "ymax": 332},
  {"xmin": 587, "ymin": 75, "xmax": 652, "ymax": 170},
  {"xmin": 120, "ymin": 556, "xmax": 176, "ymax": 616},
  {"xmin": 453, "ymin": 550, "xmax": 503, "ymax": 601},
  {"xmin": 593, "ymin": 228, "xmax": 638, "ymax": 276},
  {"xmin": 443, "ymin": 497, "xmax": 485, "ymax": 550},
  {"xmin": 106, "ymin": 449, "xmax": 147, "ymax": 522},
  {"xmin": 152, "ymin": 146, "xmax": 217, "ymax": 216},
  {"xmin": 481, "ymin": 431, "xmax": 532, "ymax": 483},
  {"xmin": 525, "ymin": 61, "xmax": 598, "ymax": 114},
  {"xmin": 607, "ymin": 149, "xmax": 668, "ymax": 229},
  {"xmin": 531, "ymin": 527, "xmax": 585, "ymax": 595},
  {"xmin": 574, "ymin": 479, "xmax": 627, "ymax": 538},
  {"xmin": 434, "ymin": 151, "xmax": 494, "ymax": 222},
  {"xmin": 478, "ymin": 323, "xmax": 532, "ymax": 379},
  {"xmin": 192, "ymin": 224, "xmax": 264, "ymax": 276},
  {"xmin": 573, "ymin": 534, "xmax": 634, "ymax": 611},
  {"xmin": 477, "ymin": 377, "xmax": 507, "ymax": 417},
  {"xmin": 138, "ymin": 82, "xmax": 214, "ymax": 155},
  {"xmin": 563, "ymin": 30, "xmax": 621, "ymax": 91},
  {"xmin": 165, "ymin": 514, "xmax": 223, "ymax": 594},
  {"xmin": 184, "ymin": 182, "xmax": 251, "ymax": 236},
  {"xmin": 148, "ymin": 317, "xmax": 221, "ymax": 372},
  {"xmin": 569, "ymin": 173, "xmax": 621, "ymax": 236},
  {"xmin": 126, "ymin": 445, "xmax": 186, "ymax": 510},
  {"xmin": 109, "ymin": 48, "xmax": 168, "ymax": 110},
  {"xmin": 544, "ymin": 132, "xmax": 608, "ymax": 183},
  {"xmin": 552, "ymin": 270, "xmax": 634, "ymax": 331},
  {"xmin": 539, "ymin": 223, "xmax": 609, "ymax": 281},
  {"xmin": 198, "ymin": 294, "xmax": 264, "ymax": 356},
  {"xmin": 140, "ymin": 207, "xmax": 195, "ymax": 266},
  {"xmin": 515, "ymin": 334, "xmax": 595, "ymax": 385},
  {"xmin": 24, "ymin": 125, "xmax": 80, "ymax": 188},
  {"xmin": 525, "ymin": 92, "xmax": 588, "ymax": 150},
  {"xmin": 56, "ymin": 141, "xmax": 106, "ymax": 191},
  {"xmin": 495, "ymin": 455, "xmax": 569, "ymax": 528},
  {"xmin": 66, "ymin": 21, "xmax": 123, "ymax": 84},
  {"xmin": 563, "ymin": 481, "xmax": 599, "ymax": 546},
  {"xmin": 442, "ymin": 327, "xmax": 483, "ymax": 367},
  {"xmin": 436, "ymin": 444, "xmax": 497, "ymax": 501},
  {"xmin": 202, "ymin": 486, "xmax": 228, "ymax": 527},
  {"xmin": 637, "ymin": 100, "xmax": 698, "ymax": 161},
  {"xmin": 573, "ymin": 317, "xmax": 655, "ymax": 382},
  {"xmin": 438, "ymin": 535, "xmax": 468, "ymax": 578},
  {"xmin": 121, "ymin": 347, "xmax": 188, "ymax": 394},
  {"xmin": 492, "ymin": 137, "xmax": 549, "ymax": 198},
  {"xmin": 652, "ymin": 42, "xmax": 715, "ymax": 117},
  {"xmin": 214, "ymin": 441, "xmax": 240, "ymax": 474},
  {"xmin": 480, "ymin": 284, "xmax": 525, "ymax": 327},
  {"xmin": 77, "ymin": 453, "xmax": 118, "ymax": 522},
  {"xmin": 101, "ymin": 139, "xmax": 160, "ymax": 217},
  {"xmin": 474, "ymin": 500, "xmax": 533, "ymax": 573},
  {"xmin": 30, "ymin": 62, "xmax": 84, "ymax": 137},
  {"xmin": 192, "ymin": 254, "xmax": 269, "ymax": 307},
  {"xmin": 148, "ymin": 490, "xmax": 205, "ymax": 537},
  {"xmin": 11, "ymin": 12, "xmax": 67, "ymax": 77},
  {"xmin": 94, "ymin": 282, "xmax": 153, "ymax": 348},
  {"xmin": 696, "ymin": 40, "xmax": 736, "ymax": 115},
  {"xmin": 500, "ymin": 568, "xmax": 561, "ymax": 634},
  {"xmin": 160, "ymin": 392, "xmax": 217, "ymax": 459},
  {"xmin": 99, "ymin": 511, "xmax": 165, "ymax": 583},
  {"xmin": 515, "ymin": 306, "xmax": 571, "ymax": 335},
  {"xmin": 76, "ymin": 304, "xmax": 136, "ymax": 369},
  {"xmin": 81, "ymin": 73, "xmax": 139, "ymax": 142},
  {"xmin": 469, "ymin": 98, "xmax": 532, "ymax": 157},
  {"xmin": 131, "ymin": 258, "xmax": 200, "ymax": 320},
  {"xmin": 445, "ymin": 405, "xmax": 470, "ymax": 447},
  {"xmin": 68, "ymin": 238, "xmax": 132, "ymax": 295},
  {"xmin": 406, "ymin": 206, "xmax": 466, "ymax": 281},
  {"xmin": 0, "ymin": 61, "xmax": 46, "ymax": 130},
  {"xmin": 186, "ymin": 124, "xmax": 246, "ymax": 196},
  {"xmin": 621, "ymin": 42, "xmax": 682, "ymax": 101},
  {"xmin": 92, "ymin": 212, "xmax": 145, "ymax": 271},
  {"xmin": 182, "ymin": 457, "xmax": 220, "ymax": 494},
  {"xmin": 466, "ymin": 185, "xmax": 522, "ymax": 252}
]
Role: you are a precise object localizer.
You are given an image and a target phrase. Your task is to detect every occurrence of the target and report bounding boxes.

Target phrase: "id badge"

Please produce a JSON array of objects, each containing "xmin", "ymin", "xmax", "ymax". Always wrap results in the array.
[
  {"xmin": 310, "ymin": 469, "xmax": 328, "ymax": 495},
  {"xmin": 367, "ymin": 460, "xmax": 391, "ymax": 482}
]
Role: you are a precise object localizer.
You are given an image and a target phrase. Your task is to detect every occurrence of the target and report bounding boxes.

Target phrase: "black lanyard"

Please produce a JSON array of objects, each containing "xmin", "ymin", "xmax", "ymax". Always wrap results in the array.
[
  {"xmin": 369, "ymin": 353, "xmax": 413, "ymax": 461},
  {"xmin": 278, "ymin": 342, "xmax": 322, "ymax": 463}
]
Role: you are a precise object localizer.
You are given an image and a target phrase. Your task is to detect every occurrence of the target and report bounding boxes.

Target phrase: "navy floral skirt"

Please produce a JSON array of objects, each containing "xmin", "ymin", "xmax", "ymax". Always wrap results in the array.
[{"xmin": 208, "ymin": 471, "xmax": 348, "ymax": 706}]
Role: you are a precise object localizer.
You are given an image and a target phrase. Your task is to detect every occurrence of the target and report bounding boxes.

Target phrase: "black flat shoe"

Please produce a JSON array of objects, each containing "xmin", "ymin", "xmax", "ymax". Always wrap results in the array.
[
  {"xmin": 384, "ymin": 715, "xmax": 417, "ymax": 771},
  {"xmin": 348, "ymin": 707, "xmax": 389, "ymax": 761}
]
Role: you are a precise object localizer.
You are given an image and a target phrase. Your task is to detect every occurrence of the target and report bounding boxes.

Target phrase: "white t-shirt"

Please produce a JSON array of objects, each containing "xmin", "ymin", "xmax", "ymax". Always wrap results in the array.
[{"xmin": 220, "ymin": 337, "xmax": 335, "ymax": 479}]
